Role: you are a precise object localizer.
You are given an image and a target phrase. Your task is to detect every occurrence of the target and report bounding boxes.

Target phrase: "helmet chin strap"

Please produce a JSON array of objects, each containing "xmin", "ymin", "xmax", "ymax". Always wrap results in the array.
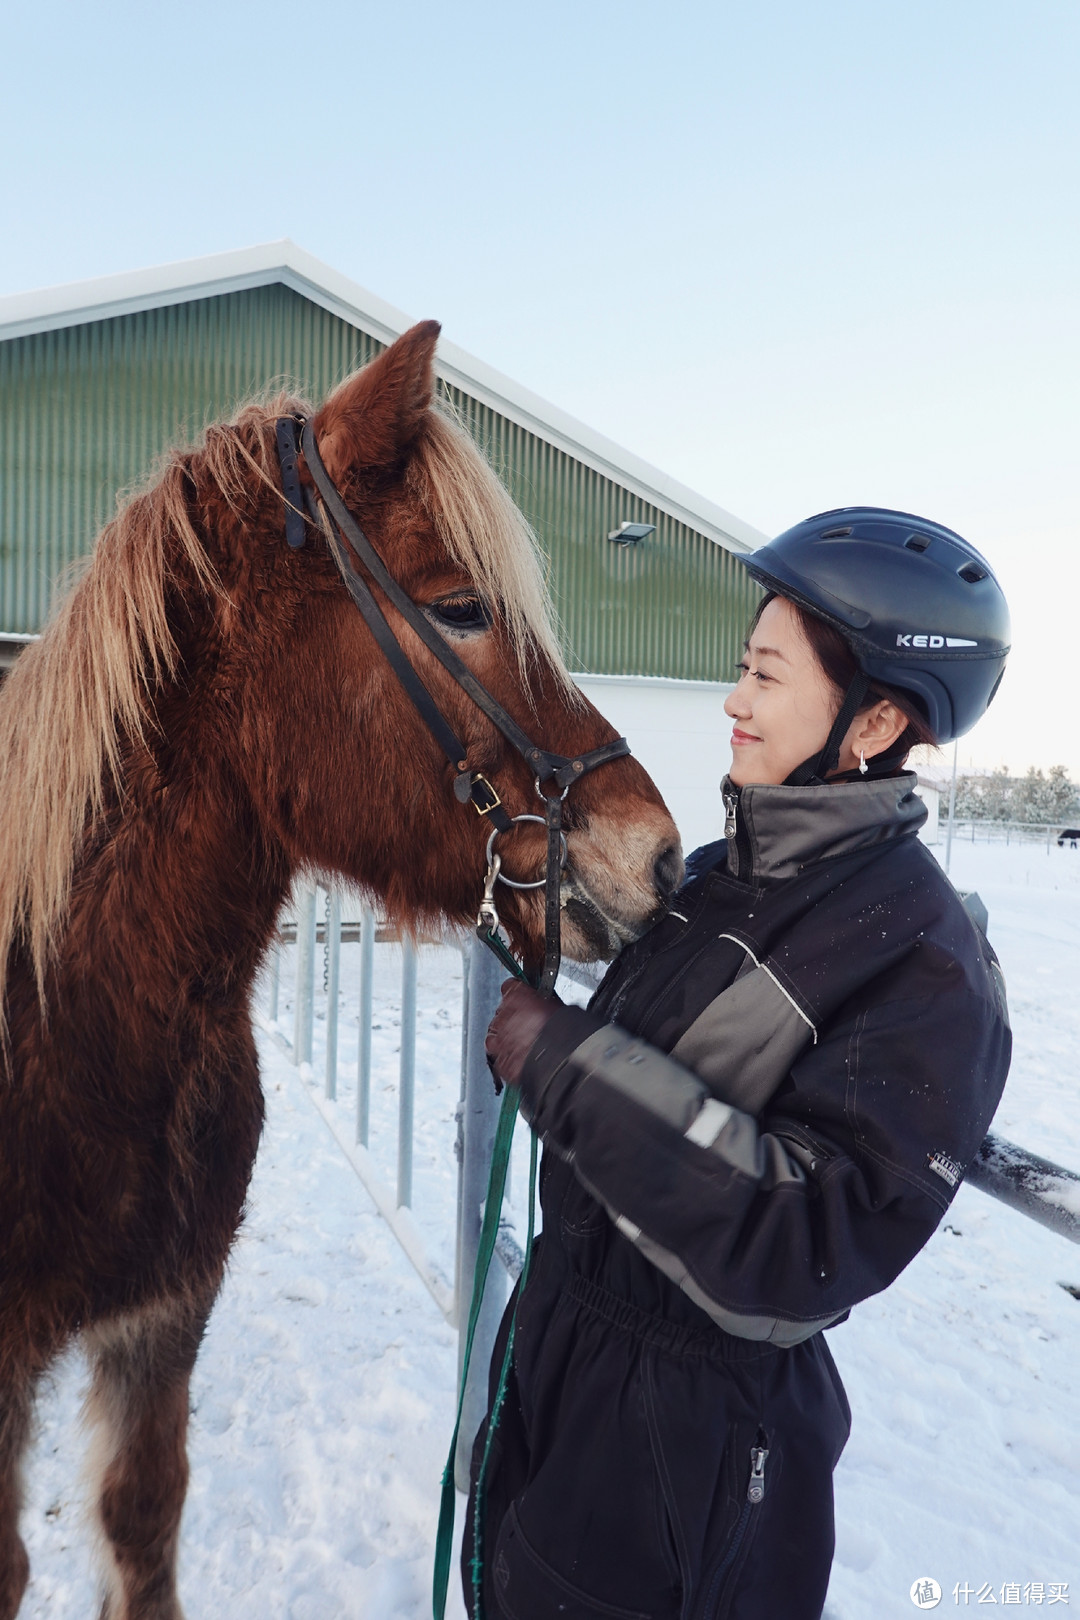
[{"xmin": 784, "ymin": 671, "xmax": 871, "ymax": 788}]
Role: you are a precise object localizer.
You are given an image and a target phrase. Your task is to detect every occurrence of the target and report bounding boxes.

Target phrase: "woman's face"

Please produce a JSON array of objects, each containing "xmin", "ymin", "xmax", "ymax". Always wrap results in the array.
[{"xmin": 723, "ymin": 597, "xmax": 842, "ymax": 787}]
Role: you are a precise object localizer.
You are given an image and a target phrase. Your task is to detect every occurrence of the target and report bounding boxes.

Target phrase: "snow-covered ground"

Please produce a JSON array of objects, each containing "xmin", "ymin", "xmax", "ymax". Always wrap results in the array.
[{"xmin": 17, "ymin": 838, "xmax": 1080, "ymax": 1618}]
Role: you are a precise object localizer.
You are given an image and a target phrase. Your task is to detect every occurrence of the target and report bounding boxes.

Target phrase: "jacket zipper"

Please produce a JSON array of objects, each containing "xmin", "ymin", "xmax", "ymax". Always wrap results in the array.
[
  {"xmin": 723, "ymin": 789, "xmax": 752, "ymax": 883},
  {"xmin": 703, "ymin": 1431, "xmax": 769, "ymax": 1619}
]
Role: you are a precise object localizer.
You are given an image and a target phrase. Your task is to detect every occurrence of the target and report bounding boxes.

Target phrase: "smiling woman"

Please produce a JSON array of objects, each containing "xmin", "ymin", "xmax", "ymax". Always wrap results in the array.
[
  {"xmin": 475, "ymin": 507, "xmax": 1015, "ymax": 1620},
  {"xmin": 725, "ymin": 595, "xmax": 934, "ymax": 788}
]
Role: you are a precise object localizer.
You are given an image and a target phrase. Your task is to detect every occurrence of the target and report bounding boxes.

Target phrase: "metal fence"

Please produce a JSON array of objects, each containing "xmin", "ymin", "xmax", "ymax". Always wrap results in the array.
[
  {"xmin": 257, "ymin": 884, "xmax": 602, "ymax": 1485},
  {"xmin": 944, "ymin": 818, "xmax": 1080, "ymax": 850}
]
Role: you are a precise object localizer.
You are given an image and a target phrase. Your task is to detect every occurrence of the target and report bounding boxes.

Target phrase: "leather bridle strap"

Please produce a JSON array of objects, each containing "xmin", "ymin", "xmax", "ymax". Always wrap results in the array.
[
  {"xmin": 277, "ymin": 415, "xmax": 631, "ymax": 995},
  {"xmin": 784, "ymin": 670, "xmax": 871, "ymax": 787},
  {"xmin": 297, "ymin": 418, "xmax": 630, "ymax": 798}
]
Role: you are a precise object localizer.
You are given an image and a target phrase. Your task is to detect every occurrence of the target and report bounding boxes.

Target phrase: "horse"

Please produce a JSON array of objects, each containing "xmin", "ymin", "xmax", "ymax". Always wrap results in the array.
[
  {"xmin": 0, "ymin": 320, "xmax": 682, "ymax": 1620},
  {"xmin": 1057, "ymin": 828, "xmax": 1080, "ymax": 848}
]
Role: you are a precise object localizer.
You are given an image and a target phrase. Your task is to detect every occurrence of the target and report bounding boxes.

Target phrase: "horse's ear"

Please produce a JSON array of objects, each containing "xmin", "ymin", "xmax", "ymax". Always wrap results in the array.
[{"xmin": 312, "ymin": 319, "xmax": 441, "ymax": 479}]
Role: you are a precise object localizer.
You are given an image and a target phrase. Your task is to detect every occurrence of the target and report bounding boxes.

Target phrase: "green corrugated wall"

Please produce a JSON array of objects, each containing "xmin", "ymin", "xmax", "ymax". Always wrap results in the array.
[{"xmin": 0, "ymin": 283, "xmax": 757, "ymax": 679}]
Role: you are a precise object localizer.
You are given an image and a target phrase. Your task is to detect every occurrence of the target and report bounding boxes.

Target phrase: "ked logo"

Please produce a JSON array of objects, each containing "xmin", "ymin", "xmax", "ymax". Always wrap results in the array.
[{"xmin": 896, "ymin": 634, "xmax": 978, "ymax": 649}]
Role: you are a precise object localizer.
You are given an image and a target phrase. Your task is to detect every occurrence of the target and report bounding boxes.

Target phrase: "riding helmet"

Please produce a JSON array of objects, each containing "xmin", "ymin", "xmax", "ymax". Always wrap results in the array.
[{"xmin": 737, "ymin": 507, "xmax": 1011, "ymax": 744}]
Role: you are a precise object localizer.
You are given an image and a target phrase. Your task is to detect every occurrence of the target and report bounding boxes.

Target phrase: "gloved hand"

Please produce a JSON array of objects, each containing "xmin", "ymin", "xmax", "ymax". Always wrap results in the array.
[{"xmin": 485, "ymin": 979, "xmax": 560, "ymax": 1091}]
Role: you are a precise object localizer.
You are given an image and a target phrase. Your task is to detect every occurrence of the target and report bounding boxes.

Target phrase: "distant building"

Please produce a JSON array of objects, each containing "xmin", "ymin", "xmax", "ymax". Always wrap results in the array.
[{"xmin": 0, "ymin": 244, "xmax": 765, "ymax": 849}]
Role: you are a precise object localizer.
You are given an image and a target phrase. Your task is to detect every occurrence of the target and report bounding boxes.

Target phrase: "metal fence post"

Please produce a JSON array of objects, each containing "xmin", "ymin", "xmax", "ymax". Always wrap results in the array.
[
  {"xmin": 324, "ymin": 888, "xmax": 341, "ymax": 1100},
  {"xmin": 356, "ymin": 907, "xmax": 375, "ymax": 1147},
  {"xmin": 454, "ymin": 937, "xmax": 510, "ymax": 1490},
  {"xmin": 294, "ymin": 884, "xmax": 317, "ymax": 1067},
  {"xmin": 453, "ymin": 947, "xmax": 472, "ymax": 1324},
  {"xmin": 398, "ymin": 937, "xmax": 418, "ymax": 1208},
  {"xmin": 267, "ymin": 940, "xmax": 280, "ymax": 1024}
]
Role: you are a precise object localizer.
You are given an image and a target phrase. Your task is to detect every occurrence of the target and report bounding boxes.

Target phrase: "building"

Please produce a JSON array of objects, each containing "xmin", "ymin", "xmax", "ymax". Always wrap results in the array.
[{"xmin": 0, "ymin": 243, "xmax": 766, "ymax": 849}]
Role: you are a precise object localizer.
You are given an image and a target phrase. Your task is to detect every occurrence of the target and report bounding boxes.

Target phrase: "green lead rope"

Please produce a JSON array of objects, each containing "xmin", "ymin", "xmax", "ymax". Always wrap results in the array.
[
  {"xmin": 475, "ymin": 926, "xmax": 527, "ymax": 982},
  {"xmin": 432, "ymin": 1085, "xmax": 538, "ymax": 1620},
  {"xmin": 468, "ymin": 1126, "xmax": 537, "ymax": 1618}
]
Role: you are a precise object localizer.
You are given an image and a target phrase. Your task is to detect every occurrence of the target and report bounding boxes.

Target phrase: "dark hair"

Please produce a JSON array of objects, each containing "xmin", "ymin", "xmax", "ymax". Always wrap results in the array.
[{"xmin": 750, "ymin": 594, "xmax": 938, "ymax": 758}]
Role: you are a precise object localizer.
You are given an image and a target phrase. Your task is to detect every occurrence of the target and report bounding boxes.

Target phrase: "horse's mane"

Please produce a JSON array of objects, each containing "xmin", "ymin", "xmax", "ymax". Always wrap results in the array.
[{"xmin": 0, "ymin": 390, "xmax": 571, "ymax": 1005}]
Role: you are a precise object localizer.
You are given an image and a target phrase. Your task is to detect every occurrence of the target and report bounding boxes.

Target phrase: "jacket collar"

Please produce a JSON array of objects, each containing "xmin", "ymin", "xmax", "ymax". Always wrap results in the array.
[{"xmin": 720, "ymin": 770, "xmax": 928, "ymax": 885}]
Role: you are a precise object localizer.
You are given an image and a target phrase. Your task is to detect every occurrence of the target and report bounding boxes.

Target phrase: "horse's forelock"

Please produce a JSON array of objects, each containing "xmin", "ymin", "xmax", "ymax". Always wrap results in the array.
[{"xmin": 407, "ymin": 406, "xmax": 577, "ymax": 697}]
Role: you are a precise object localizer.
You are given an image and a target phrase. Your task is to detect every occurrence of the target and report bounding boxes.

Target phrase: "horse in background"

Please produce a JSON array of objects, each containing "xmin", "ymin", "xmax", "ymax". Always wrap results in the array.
[
  {"xmin": 1057, "ymin": 828, "xmax": 1080, "ymax": 848},
  {"xmin": 0, "ymin": 322, "xmax": 681, "ymax": 1620}
]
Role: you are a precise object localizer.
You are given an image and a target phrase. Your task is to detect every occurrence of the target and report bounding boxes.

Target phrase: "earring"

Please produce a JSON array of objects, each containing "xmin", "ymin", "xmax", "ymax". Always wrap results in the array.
[{"xmin": 858, "ymin": 750, "xmax": 868, "ymax": 775}]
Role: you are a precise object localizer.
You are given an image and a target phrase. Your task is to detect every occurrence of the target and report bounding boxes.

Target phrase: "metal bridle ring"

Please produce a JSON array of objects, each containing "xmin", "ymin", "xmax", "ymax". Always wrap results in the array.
[
  {"xmin": 534, "ymin": 775, "xmax": 570, "ymax": 803},
  {"xmin": 485, "ymin": 814, "xmax": 568, "ymax": 890}
]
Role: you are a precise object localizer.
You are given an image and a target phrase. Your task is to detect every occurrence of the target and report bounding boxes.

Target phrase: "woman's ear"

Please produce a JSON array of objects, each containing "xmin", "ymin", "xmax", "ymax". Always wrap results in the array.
[{"xmin": 838, "ymin": 700, "xmax": 908, "ymax": 772}]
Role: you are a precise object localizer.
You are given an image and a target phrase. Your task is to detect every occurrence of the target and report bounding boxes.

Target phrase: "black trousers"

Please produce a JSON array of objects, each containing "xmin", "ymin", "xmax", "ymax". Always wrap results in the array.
[{"xmin": 463, "ymin": 1275, "xmax": 851, "ymax": 1620}]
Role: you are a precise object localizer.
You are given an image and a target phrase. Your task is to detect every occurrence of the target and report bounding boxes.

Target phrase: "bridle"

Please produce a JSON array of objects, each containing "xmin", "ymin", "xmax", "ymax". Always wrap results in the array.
[{"xmin": 274, "ymin": 416, "xmax": 631, "ymax": 997}]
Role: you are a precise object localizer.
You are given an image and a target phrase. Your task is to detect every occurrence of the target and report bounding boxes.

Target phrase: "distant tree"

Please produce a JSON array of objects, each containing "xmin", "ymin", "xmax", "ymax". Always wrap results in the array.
[
  {"xmin": 952, "ymin": 767, "xmax": 1014, "ymax": 821},
  {"xmin": 951, "ymin": 765, "xmax": 1080, "ymax": 824},
  {"xmin": 1017, "ymin": 764, "xmax": 1080, "ymax": 823}
]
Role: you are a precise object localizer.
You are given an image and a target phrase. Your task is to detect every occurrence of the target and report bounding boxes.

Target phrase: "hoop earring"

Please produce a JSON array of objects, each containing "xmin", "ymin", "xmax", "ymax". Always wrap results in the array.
[{"xmin": 858, "ymin": 750, "xmax": 868, "ymax": 775}]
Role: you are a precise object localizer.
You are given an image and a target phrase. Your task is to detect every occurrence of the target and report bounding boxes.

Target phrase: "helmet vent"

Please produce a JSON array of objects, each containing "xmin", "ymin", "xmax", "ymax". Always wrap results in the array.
[
  {"xmin": 904, "ymin": 533, "xmax": 932, "ymax": 552},
  {"xmin": 958, "ymin": 561, "xmax": 988, "ymax": 584},
  {"xmin": 820, "ymin": 526, "xmax": 853, "ymax": 539}
]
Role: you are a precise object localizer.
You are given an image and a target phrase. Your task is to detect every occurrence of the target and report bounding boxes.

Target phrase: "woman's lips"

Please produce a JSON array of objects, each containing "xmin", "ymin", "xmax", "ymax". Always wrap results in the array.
[{"xmin": 731, "ymin": 728, "xmax": 761, "ymax": 746}]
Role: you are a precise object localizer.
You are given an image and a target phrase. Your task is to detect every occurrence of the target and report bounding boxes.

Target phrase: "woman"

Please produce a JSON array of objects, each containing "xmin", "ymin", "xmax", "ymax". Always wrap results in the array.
[{"xmin": 471, "ymin": 507, "xmax": 1013, "ymax": 1620}]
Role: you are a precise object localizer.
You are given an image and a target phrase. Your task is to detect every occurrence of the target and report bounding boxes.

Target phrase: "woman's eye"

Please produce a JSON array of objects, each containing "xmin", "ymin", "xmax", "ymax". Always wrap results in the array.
[
  {"xmin": 431, "ymin": 596, "xmax": 491, "ymax": 631},
  {"xmin": 735, "ymin": 659, "xmax": 769, "ymax": 684}
]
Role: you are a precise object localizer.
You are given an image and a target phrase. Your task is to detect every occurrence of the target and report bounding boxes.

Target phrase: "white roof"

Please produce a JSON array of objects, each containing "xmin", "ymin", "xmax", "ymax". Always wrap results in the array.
[{"xmin": 0, "ymin": 242, "xmax": 764, "ymax": 556}]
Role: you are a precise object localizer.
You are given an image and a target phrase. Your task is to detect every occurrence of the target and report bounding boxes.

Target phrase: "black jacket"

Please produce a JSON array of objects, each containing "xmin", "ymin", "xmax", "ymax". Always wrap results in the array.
[{"xmin": 468, "ymin": 773, "xmax": 1011, "ymax": 1620}]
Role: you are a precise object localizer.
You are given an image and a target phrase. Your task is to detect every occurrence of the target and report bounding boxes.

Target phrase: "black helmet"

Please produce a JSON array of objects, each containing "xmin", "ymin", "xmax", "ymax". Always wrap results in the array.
[{"xmin": 737, "ymin": 506, "xmax": 1010, "ymax": 746}]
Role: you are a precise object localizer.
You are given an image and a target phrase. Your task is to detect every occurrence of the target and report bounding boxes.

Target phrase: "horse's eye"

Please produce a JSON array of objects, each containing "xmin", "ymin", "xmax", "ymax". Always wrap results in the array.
[{"xmin": 430, "ymin": 596, "xmax": 491, "ymax": 632}]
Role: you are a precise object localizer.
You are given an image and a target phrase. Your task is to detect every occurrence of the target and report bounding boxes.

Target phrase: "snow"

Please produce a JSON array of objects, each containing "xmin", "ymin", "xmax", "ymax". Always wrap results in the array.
[{"xmin": 17, "ymin": 839, "xmax": 1080, "ymax": 1617}]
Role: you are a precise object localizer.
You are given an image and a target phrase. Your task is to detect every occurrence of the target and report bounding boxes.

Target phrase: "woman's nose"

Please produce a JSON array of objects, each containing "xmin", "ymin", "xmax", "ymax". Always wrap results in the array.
[{"xmin": 724, "ymin": 683, "xmax": 747, "ymax": 719}]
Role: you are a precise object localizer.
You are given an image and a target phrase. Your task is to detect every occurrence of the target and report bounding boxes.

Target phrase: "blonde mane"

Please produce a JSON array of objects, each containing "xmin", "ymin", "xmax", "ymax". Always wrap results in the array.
[{"xmin": 0, "ymin": 392, "xmax": 572, "ymax": 1004}]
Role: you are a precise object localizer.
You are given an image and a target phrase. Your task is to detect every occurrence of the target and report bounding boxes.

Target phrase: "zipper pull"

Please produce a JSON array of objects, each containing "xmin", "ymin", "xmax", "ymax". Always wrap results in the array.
[
  {"xmin": 747, "ymin": 1444, "xmax": 769, "ymax": 1504},
  {"xmin": 724, "ymin": 792, "xmax": 738, "ymax": 842}
]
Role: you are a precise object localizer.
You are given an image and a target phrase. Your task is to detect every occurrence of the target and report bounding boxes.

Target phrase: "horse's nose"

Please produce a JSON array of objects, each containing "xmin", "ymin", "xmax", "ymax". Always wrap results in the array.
[{"xmin": 653, "ymin": 843, "xmax": 684, "ymax": 903}]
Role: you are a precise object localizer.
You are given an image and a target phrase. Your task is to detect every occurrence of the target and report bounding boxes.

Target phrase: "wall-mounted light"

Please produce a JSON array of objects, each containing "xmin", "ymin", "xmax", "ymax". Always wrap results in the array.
[{"xmin": 608, "ymin": 521, "xmax": 656, "ymax": 546}]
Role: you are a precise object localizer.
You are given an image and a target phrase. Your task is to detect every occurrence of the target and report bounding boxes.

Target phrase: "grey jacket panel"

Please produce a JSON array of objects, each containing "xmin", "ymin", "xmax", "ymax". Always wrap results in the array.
[
  {"xmin": 730, "ymin": 772, "xmax": 928, "ymax": 885},
  {"xmin": 669, "ymin": 949, "xmax": 816, "ymax": 1116},
  {"xmin": 565, "ymin": 1023, "xmax": 803, "ymax": 1191}
]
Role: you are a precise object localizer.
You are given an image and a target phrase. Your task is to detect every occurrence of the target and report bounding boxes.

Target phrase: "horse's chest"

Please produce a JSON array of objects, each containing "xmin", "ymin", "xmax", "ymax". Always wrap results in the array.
[{"xmin": 3, "ymin": 1009, "xmax": 266, "ymax": 1324}]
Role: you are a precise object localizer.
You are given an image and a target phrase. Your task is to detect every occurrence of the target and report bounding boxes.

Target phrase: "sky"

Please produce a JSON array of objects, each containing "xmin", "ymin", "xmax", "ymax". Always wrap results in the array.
[{"xmin": 5, "ymin": 0, "xmax": 1079, "ymax": 778}]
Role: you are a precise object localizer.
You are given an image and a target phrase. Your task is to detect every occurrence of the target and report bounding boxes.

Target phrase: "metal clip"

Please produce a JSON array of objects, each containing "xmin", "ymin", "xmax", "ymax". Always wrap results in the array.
[{"xmin": 477, "ymin": 851, "xmax": 503, "ymax": 934}]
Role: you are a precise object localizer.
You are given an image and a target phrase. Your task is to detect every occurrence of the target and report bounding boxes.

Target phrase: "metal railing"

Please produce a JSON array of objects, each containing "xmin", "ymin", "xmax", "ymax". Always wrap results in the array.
[
  {"xmin": 943, "ymin": 818, "xmax": 1080, "ymax": 850},
  {"xmin": 967, "ymin": 1135, "xmax": 1080, "ymax": 1246},
  {"xmin": 258, "ymin": 885, "xmax": 607, "ymax": 1481},
  {"xmin": 262, "ymin": 892, "xmax": 510, "ymax": 1326}
]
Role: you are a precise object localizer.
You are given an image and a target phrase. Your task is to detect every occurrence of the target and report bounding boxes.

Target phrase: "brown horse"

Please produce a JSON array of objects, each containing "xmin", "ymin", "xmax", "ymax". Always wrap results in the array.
[{"xmin": 0, "ymin": 322, "xmax": 681, "ymax": 1620}]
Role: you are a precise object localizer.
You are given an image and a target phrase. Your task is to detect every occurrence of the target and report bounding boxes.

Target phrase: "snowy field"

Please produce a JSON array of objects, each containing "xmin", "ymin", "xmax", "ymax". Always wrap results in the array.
[{"xmin": 16, "ymin": 837, "xmax": 1080, "ymax": 1618}]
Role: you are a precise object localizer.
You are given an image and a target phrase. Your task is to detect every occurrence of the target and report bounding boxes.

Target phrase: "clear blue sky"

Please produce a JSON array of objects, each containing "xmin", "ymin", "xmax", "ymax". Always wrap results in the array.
[{"xmin": 7, "ymin": 0, "xmax": 1079, "ymax": 777}]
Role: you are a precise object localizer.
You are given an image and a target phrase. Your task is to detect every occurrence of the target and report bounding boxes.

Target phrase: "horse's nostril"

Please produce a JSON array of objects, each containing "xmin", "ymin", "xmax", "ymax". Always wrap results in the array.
[{"xmin": 653, "ymin": 844, "xmax": 684, "ymax": 902}]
